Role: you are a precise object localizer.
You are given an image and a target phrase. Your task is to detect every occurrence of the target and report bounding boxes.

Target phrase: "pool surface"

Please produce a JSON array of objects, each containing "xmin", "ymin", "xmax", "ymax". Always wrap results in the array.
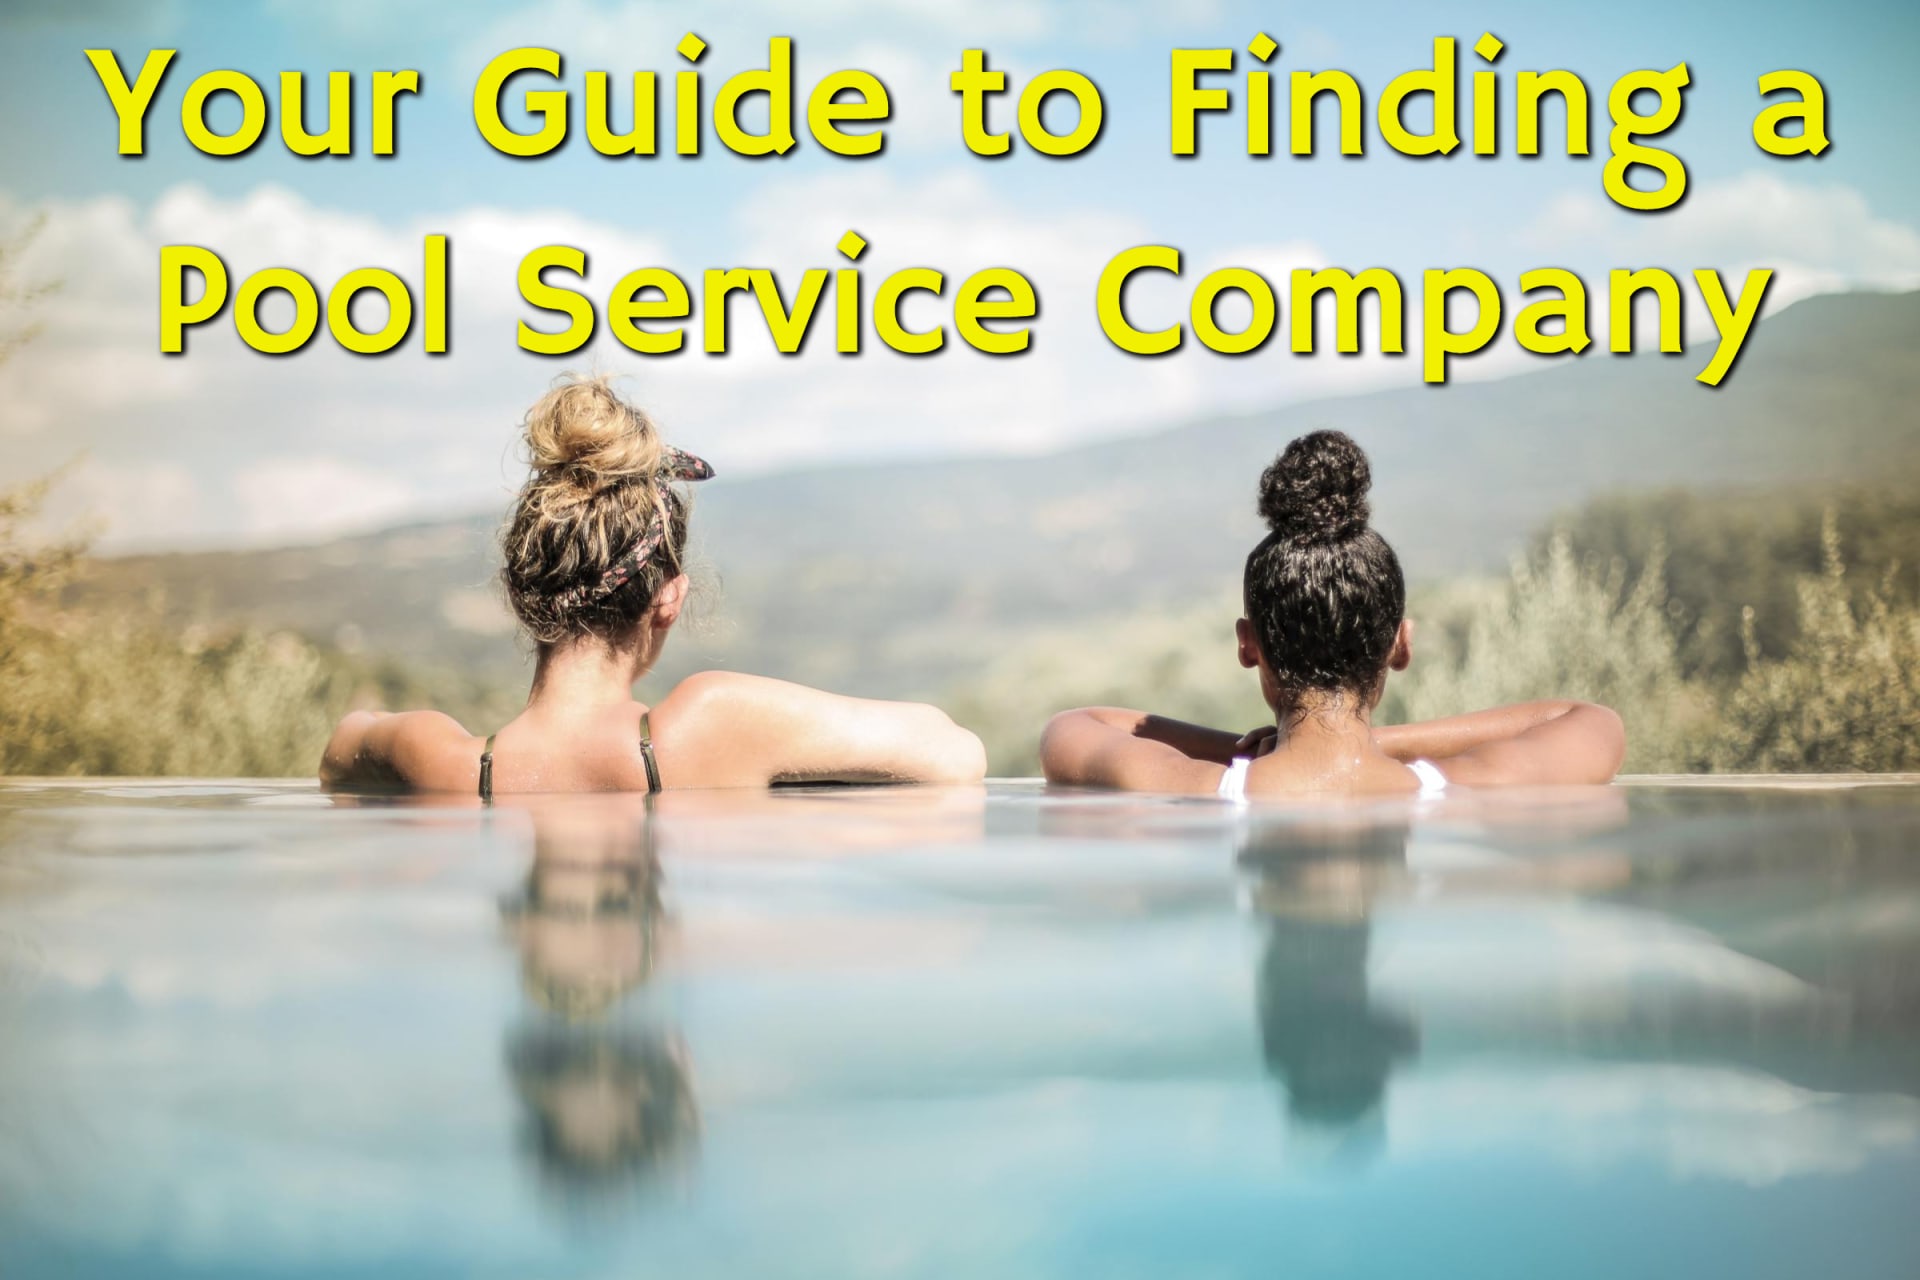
[{"xmin": 2, "ymin": 777, "xmax": 1919, "ymax": 1279}]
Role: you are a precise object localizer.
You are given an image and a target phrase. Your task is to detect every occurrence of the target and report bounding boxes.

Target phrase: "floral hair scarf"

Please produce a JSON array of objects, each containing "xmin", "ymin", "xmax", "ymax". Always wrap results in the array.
[{"xmin": 550, "ymin": 446, "xmax": 714, "ymax": 613}]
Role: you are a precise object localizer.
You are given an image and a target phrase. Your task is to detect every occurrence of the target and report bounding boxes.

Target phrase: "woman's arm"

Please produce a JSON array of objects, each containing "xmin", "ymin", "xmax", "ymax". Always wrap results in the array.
[
  {"xmin": 320, "ymin": 710, "xmax": 390, "ymax": 789},
  {"xmin": 1374, "ymin": 701, "xmax": 1627, "ymax": 786},
  {"xmin": 652, "ymin": 672, "xmax": 986, "ymax": 787},
  {"xmin": 1039, "ymin": 707, "xmax": 1233, "ymax": 793},
  {"xmin": 318, "ymin": 709, "xmax": 470, "ymax": 790}
]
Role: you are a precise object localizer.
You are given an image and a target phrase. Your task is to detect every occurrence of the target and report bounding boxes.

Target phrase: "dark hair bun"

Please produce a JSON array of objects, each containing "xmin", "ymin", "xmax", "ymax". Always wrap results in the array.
[{"xmin": 1257, "ymin": 429, "xmax": 1372, "ymax": 545}]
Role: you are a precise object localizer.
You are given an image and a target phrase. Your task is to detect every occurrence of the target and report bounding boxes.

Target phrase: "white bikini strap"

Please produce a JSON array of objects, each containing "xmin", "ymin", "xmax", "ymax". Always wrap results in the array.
[
  {"xmin": 1217, "ymin": 756, "xmax": 1252, "ymax": 804},
  {"xmin": 1407, "ymin": 758, "xmax": 1449, "ymax": 797}
]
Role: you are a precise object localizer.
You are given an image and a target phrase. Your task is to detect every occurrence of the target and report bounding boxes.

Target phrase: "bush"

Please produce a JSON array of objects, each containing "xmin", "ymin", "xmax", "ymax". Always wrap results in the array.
[
  {"xmin": 1382, "ymin": 517, "xmax": 1919, "ymax": 772},
  {"xmin": 0, "ymin": 618, "xmax": 356, "ymax": 776},
  {"xmin": 1709, "ymin": 514, "xmax": 1920, "ymax": 773},
  {"xmin": 0, "ymin": 478, "xmax": 518, "ymax": 777},
  {"xmin": 1380, "ymin": 536, "xmax": 1718, "ymax": 773},
  {"xmin": 1545, "ymin": 486, "xmax": 1920, "ymax": 678}
]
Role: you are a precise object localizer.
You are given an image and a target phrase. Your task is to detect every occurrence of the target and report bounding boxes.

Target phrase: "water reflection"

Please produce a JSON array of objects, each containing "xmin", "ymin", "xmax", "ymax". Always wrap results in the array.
[
  {"xmin": 506, "ymin": 1026, "xmax": 697, "ymax": 1194},
  {"xmin": 500, "ymin": 801, "xmax": 664, "ymax": 1017},
  {"xmin": 647, "ymin": 783, "xmax": 990, "ymax": 857},
  {"xmin": 2, "ymin": 780, "xmax": 1918, "ymax": 1278},
  {"xmin": 497, "ymin": 796, "xmax": 697, "ymax": 1195},
  {"xmin": 1241, "ymin": 818, "xmax": 1418, "ymax": 1163},
  {"xmin": 1230, "ymin": 785, "xmax": 1920, "ymax": 1176}
]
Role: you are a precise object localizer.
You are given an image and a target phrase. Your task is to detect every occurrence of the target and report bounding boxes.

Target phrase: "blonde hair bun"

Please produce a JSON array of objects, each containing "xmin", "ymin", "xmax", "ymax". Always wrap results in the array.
[
  {"xmin": 523, "ymin": 373, "xmax": 664, "ymax": 484},
  {"xmin": 503, "ymin": 373, "xmax": 695, "ymax": 646}
]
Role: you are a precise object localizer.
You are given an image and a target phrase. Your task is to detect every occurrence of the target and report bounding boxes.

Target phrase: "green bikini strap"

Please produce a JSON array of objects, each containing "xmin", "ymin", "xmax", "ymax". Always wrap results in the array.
[
  {"xmin": 638, "ymin": 712, "xmax": 662, "ymax": 794},
  {"xmin": 479, "ymin": 733, "xmax": 496, "ymax": 802}
]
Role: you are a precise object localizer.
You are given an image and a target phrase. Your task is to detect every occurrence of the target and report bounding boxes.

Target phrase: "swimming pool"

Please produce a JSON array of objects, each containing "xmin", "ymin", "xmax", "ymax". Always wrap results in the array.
[{"xmin": 2, "ymin": 777, "xmax": 1917, "ymax": 1279}]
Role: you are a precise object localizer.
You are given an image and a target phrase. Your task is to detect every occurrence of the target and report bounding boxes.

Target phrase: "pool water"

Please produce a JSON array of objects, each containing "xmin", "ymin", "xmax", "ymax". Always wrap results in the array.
[{"xmin": 2, "ymin": 778, "xmax": 1918, "ymax": 1279}]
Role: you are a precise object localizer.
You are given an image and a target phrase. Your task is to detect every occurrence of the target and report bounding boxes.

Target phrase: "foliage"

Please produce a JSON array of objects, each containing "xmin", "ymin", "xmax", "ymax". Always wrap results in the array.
[
  {"xmin": 0, "ymin": 479, "xmax": 519, "ymax": 778},
  {"xmin": 1386, "ymin": 517, "xmax": 1920, "ymax": 773},
  {"xmin": 2, "ymin": 613, "xmax": 355, "ymax": 777},
  {"xmin": 1379, "ymin": 536, "xmax": 1718, "ymax": 773},
  {"xmin": 0, "ymin": 471, "xmax": 84, "ymax": 619},
  {"xmin": 1546, "ymin": 486, "xmax": 1920, "ymax": 679},
  {"xmin": 0, "ymin": 213, "xmax": 52, "ymax": 372},
  {"xmin": 1709, "ymin": 514, "xmax": 1920, "ymax": 773}
]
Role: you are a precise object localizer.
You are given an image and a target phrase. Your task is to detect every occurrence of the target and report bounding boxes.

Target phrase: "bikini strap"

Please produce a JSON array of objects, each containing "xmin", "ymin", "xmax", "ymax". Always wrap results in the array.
[
  {"xmin": 479, "ymin": 733, "xmax": 496, "ymax": 802},
  {"xmin": 638, "ymin": 712, "xmax": 662, "ymax": 795},
  {"xmin": 1217, "ymin": 756, "xmax": 1252, "ymax": 805},
  {"xmin": 1407, "ymin": 757, "xmax": 1449, "ymax": 798}
]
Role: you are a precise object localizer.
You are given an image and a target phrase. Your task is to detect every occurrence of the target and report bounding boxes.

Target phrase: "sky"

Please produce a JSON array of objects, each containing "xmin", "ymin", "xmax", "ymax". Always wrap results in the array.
[{"xmin": 1, "ymin": 0, "xmax": 1916, "ymax": 549}]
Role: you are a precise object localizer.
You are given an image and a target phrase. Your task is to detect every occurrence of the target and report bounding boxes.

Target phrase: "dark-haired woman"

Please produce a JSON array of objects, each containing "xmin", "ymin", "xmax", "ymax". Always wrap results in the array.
[
  {"xmin": 1039, "ymin": 431, "xmax": 1625, "ymax": 799},
  {"xmin": 320, "ymin": 375, "xmax": 986, "ymax": 795}
]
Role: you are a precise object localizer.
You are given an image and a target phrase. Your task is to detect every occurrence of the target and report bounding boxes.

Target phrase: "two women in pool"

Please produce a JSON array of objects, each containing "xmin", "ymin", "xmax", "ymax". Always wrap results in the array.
[{"xmin": 320, "ymin": 377, "xmax": 1625, "ymax": 799}]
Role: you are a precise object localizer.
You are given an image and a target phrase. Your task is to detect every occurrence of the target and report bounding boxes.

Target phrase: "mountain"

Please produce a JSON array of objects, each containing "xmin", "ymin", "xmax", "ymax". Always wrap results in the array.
[{"xmin": 73, "ymin": 289, "xmax": 1920, "ymax": 701}]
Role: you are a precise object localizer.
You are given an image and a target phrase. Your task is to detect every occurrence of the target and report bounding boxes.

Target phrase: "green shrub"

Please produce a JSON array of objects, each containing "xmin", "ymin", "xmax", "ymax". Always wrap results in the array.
[
  {"xmin": 1546, "ymin": 487, "xmax": 1920, "ymax": 678},
  {"xmin": 0, "ymin": 478, "xmax": 518, "ymax": 777},
  {"xmin": 1380, "ymin": 536, "xmax": 1718, "ymax": 773},
  {"xmin": 1708, "ymin": 514, "xmax": 1920, "ymax": 773},
  {"xmin": 1378, "ymin": 518, "xmax": 1917, "ymax": 773},
  {"xmin": 0, "ymin": 618, "xmax": 353, "ymax": 776}
]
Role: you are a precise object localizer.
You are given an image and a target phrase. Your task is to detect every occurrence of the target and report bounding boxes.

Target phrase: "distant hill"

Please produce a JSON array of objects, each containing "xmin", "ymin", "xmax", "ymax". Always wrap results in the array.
[{"xmin": 74, "ymin": 289, "xmax": 1920, "ymax": 702}]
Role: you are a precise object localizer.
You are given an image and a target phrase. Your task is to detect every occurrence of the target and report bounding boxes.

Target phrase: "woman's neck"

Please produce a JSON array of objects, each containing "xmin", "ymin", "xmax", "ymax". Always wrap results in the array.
[
  {"xmin": 526, "ymin": 636, "xmax": 653, "ymax": 713},
  {"xmin": 1268, "ymin": 697, "xmax": 1380, "ymax": 765}
]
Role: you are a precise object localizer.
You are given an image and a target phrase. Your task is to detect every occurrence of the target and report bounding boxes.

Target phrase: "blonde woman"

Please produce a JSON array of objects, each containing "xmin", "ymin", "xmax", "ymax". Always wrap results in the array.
[{"xmin": 321, "ymin": 375, "xmax": 985, "ymax": 796}]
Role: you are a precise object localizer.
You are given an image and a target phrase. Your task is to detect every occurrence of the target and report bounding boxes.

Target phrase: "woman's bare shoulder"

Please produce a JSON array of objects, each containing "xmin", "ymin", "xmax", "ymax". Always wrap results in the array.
[
  {"xmin": 647, "ymin": 671, "xmax": 810, "ymax": 750},
  {"xmin": 651, "ymin": 671, "xmax": 822, "ymax": 726},
  {"xmin": 659, "ymin": 670, "xmax": 800, "ymax": 702},
  {"xmin": 321, "ymin": 708, "xmax": 482, "ymax": 789},
  {"xmin": 636, "ymin": 673, "xmax": 781, "ymax": 789}
]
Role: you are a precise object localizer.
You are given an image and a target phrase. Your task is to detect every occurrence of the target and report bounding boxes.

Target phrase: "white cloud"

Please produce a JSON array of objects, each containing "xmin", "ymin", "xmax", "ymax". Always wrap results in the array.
[
  {"xmin": 0, "ymin": 183, "xmax": 668, "ymax": 546},
  {"xmin": 232, "ymin": 456, "xmax": 421, "ymax": 541},
  {"xmin": 59, "ymin": 461, "xmax": 204, "ymax": 547},
  {"xmin": 4, "ymin": 174, "xmax": 1342, "ymax": 545},
  {"xmin": 833, "ymin": 40, "xmax": 1008, "ymax": 161},
  {"xmin": 3, "ymin": 168, "xmax": 1915, "ymax": 548},
  {"xmin": 452, "ymin": 0, "xmax": 1037, "ymax": 86},
  {"xmin": 1523, "ymin": 171, "xmax": 1920, "ymax": 314}
]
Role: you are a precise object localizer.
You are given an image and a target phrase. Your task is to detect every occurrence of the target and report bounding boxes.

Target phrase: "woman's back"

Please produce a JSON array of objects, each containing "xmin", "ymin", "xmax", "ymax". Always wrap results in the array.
[{"xmin": 325, "ymin": 670, "xmax": 988, "ymax": 796}]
